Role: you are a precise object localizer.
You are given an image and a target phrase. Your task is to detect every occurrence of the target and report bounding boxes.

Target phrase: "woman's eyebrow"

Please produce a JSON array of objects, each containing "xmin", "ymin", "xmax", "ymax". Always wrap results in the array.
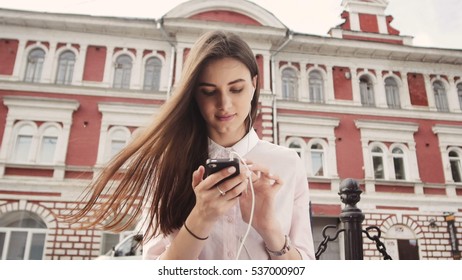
[{"xmin": 197, "ymin": 79, "xmax": 246, "ymax": 87}]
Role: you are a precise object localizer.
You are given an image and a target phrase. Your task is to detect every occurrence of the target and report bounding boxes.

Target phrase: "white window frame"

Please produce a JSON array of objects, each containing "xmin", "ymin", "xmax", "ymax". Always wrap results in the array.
[
  {"xmin": 37, "ymin": 123, "xmax": 61, "ymax": 164},
  {"xmin": 286, "ymin": 136, "xmax": 306, "ymax": 162},
  {"xmin": 95, "ymin": 102, "xmax": 161, "ymax": 168},
  {"xmin": 308, "ymin": 69, "xmax": 325, "ymax": 104},
  {"xmin": 0, "ymin": 96, "xmax": 78, "ymax": 179},
  {"xmin": 279, "ymin": 115, "xmax": 340, "ymax": 179},
  {"xmin": 359, "ymin": 74, "xmax": 376, "ymax": 107},
  {"xmin": 389, "ymin": 143, "xmax": 410, "ymax": 181},
  {"xmin": 24, "ymin": 48, "xmax": 46, "ymax": 83},
  {"xmin": 307, "ymin": 139, "xmax": 329, "ymax": 178},
  {"xmin": 433, "ymin": 125, "xmax": 462, "ymax": 184},
  {"xmin": 369, "ymin": 142, "xmax": 388, "ymax": 180},
  {"xmin": 112, "ymin": 52, "xmax": 134, "ymax": 89},
  {"xmin": 433, "ymin": 80, "xmax": 449, "ymax": 112},
  {"xmin": 356, "ymin": 120, "xmax": 420, "ymax": 183},
  {"xmin": 105, "ymin": 126, "xmax": 131, "ymax": 162},
  {"xmin": 280, "ymin": 66, "xmax": 299, "ymax": 101},
  {"xmin": 54, "ymin": 49, "xmax": 77, "ymax": 85},
  {"xmin": 143, "ymin": 56, "xmax": 163, "ymax": 91},
  {"xmin": 448, "ymin": 147, "xmax": 462, "ymax": 183},
  {"xmin": 457, "ymin": 82, "xmax": 462, "ymax": 110},
  {"xmin": 10, "ymin": 121, "xmax": 37, "ymax": 163},
  {"xmin": 0, "ymin": 211, "xmax": 48, "ymax": 260},
  {"xmin": 384, "ymin": 76, "xmax": 401, "ymax": 109}
]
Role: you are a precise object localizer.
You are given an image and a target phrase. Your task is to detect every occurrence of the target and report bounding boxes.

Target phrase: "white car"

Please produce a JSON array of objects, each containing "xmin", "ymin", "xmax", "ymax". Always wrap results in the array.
[{"xmin": 95, "ymin": 233, "xmax": 143, "ymax": 260}]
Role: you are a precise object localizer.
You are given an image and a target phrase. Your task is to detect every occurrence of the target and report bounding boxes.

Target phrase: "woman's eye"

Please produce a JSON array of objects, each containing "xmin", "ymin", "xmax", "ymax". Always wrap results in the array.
[
  {"xmin": 201, "ymin": 90, "xmax": 216, "ymax": 96},
  {"xmin": 230, "ymin": 88, "xmax": 243, "ymax": 93}
]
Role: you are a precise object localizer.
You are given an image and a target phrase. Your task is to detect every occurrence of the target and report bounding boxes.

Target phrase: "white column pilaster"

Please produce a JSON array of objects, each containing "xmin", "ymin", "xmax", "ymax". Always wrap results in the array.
[
  {"xmin": 102, "ymin": 46, "xmax": 114, "ymax": 87},
  {"xmin": 42, "ymin": 41, "xmax": 57, "ymax": 83},
  {"xmin": 72, "ymin": 44, "xmax": 87, "ymax": 86}
]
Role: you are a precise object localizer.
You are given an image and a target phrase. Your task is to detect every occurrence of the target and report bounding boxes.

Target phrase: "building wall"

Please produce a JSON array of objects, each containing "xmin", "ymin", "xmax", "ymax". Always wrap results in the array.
[{"xmin": 0, "ymin": 1, "xmax": 461, "ymax": 260}]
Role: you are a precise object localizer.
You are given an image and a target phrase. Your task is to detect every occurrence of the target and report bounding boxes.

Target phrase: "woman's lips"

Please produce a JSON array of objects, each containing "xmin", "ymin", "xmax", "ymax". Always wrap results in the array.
[{"xmin": 216, "ymin": 114, "xmax": 236, "ymax": 121}]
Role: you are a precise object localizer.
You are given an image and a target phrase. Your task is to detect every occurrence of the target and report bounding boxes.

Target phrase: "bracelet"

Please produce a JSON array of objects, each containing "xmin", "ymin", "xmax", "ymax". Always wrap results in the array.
[
  {"xmin": 184, "ymin": 222, "xmax": 208, "ymax": 241},
  {"xmin": 265, "ymin": 235, "xmax": 291, "ymax": 257}
]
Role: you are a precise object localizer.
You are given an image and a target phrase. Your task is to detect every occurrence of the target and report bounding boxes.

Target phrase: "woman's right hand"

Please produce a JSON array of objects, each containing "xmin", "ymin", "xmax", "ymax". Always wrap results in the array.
[{"xmin": 189, "ymin": 165, "xmax": 248, "ymax": 226}]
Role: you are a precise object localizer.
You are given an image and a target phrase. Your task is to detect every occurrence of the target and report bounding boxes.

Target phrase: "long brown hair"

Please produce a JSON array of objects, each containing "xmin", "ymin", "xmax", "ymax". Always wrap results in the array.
[{"xmin": 69, "ymin": 31, "xmax": 261, "ymax": 240}]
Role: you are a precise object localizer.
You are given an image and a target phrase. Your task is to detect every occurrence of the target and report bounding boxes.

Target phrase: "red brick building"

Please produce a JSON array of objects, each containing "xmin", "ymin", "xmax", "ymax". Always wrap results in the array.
[{"xmin": 0, "ymin": 0, "xmax": 461, "ymax": 260}]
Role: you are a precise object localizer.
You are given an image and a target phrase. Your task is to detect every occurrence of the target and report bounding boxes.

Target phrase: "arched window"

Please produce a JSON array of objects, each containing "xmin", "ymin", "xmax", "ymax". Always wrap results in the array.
[
  {"xmin": 38, "ymin": 126, "xmax": 59, "ymax": 164},
  {"xmin": 113, "ymin": 55, "xmax": 132, "ymax": 89},
  {"xmin": 371, "ymin": 146, "xmax": 385, "ymax": 179},
  {"xmin": 385, "ymin": 77, "xmax": 400, "ymax": 109},
  {"xmin": 106, "ymin": 127, "xmax": 130, "ymax": 161},
  {"xmin": 392, "ymin": 147, "xmax": 406, "ymax": 180},
  {"xmin": 24, "ymin": 48, "xmax": 45, "ymax": 83},
  {"xmin": 449, "ymin": 150, "xmax": 461, "ymax": 183},
  {"xmin": 143, "ymin": 57, "xmax": 162, "ymax": 91},
  {"xmin": 289, "ymin": 142, "xmax": 303, "ymax": 158},
  {"xmin": 310, "ymin": 143, "xmax": 325, "ymax": 177},
  {"xmin": 457, "ymin": 83, "xmax": 462, "ymax": 110},
  {"xmin": 55, "ymin": 51, "xmax": 75, "ymax": 85},
  {"xmin": 309, "ymin": 70, "xmax": 324, "ymax": 103},
  {"xmin": 433, "ymin": 81, "xmax": 449, "ymax": 112},
  {"xmin": 0, "ymin": 211, "xmax": 47, "ymax": 260},
  {"xmin": 360, "ymin": 76, "xmax": 375, "ymax": 106},
  {"xmin": 281, "ymin": 68, "xmax": 298, "ymax": 100},
  {"xmin": 13, "ymin": 124, "xmax": 35, "ymax": 162}
]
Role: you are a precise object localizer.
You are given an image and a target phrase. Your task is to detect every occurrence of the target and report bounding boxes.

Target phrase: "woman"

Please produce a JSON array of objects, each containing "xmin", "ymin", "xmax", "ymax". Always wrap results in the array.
[{"xmin": 72, "ymin": 31, "xmax": 314, "ymax": 260}]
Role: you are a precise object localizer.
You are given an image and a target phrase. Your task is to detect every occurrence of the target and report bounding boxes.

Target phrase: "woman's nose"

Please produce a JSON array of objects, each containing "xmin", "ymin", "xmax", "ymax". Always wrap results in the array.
[{"xmin": 217, "ymin": 93, "xmax": 232, "ymax": 109}]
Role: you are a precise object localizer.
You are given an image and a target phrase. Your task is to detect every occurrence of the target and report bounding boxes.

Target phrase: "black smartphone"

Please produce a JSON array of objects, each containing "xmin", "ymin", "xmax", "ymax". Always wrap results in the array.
[{"xmin": 204, "ymin": 158, "xmax": 240, "ymax": 182}]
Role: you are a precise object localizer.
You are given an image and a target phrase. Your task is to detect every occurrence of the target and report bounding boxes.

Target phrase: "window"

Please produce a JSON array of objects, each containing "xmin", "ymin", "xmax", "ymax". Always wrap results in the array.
[
  {"xmin": 371, "ymin": 146, "xmax": 385, "ymax": 179},
  {"xmin": 310, "ymin": 143, "xmax": 325, "ymax": 176},
  {"xmin": 38, "ymin": 126, "xmax": 59, "ymax": 164},
  {"xmin": 13, "ymin": 124, "xmax": 35, "ymax": 163},
  {"xmin": 457, "ymin": 83, "xmax": 462, "ymax": 110},
  {"xmin": 360, "ymin": 76, "xmax": 375, "ymax": 106},
  {"xmin": 113, "ymin": 55, "xmax": 132, "ymax": 89},
  {"xmin": 392, "ymin": 147, "xmax": 406, "ymax": 180},
  {"xmin": 449, "ymin": 150, "xmax": 462, "ymax": 183},
  {"xmin": 143, "ymin": 57, "xmax": 162, "ymax": 91},
  {"xmin": 24, "ymin": 48, "xmax": 45, "ymax": 83},
  {"xmin": 308, "ymin": 70, "xmax": 324, "ymax": 103},
  {"xmin": 0, "ymin": 211, "xmax": 47, "ymax": 260},
  {"xmin": 281, "ymin": 68, "xmax": 298, "ymax": 100},
  {"xmin": 106, "ymin": 127, "xmax": 130, "ymax": 162},
  {"xmin": 433, "ymin": 81, "xmax": 449, "ymax": 112},
  {"xmin": 55, "ymin": 51, "xmax": 75, "ymax": 85},
  {"xmin": 10, "ymin": 122, "xmax": 61, "ymax": 165},
  {"xmin": 385, "ymin": 77, "xmax": 400, "ymax": 109}
]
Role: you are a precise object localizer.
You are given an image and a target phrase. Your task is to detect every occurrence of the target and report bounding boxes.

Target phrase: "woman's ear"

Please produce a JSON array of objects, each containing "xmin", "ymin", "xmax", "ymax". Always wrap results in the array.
[{"xmin": 252, "ymin": 75, "xmax": 258, "ymax": 89}]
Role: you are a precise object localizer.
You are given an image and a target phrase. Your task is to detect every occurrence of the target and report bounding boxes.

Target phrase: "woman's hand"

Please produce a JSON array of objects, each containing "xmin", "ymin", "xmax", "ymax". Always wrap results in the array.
[
  {"xmin": 239, "ymin": 161, "xmax": 283, "ymax": 234},
  {"xmin": 187, "ymin": 165, "xmax": 249, "ymax": 232}
]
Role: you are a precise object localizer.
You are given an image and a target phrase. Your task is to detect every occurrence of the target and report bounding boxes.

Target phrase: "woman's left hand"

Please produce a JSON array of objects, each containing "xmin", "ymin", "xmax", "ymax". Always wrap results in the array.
[{"xmin": 239, "ymin": 161, "xmax": 283, "ymax": 234}]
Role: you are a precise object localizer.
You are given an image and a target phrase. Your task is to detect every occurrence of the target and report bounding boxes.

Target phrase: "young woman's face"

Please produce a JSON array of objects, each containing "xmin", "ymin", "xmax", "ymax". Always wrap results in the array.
[{"xmin": 195, "ymin": 57, "xmax": 257, "ymax": 147}]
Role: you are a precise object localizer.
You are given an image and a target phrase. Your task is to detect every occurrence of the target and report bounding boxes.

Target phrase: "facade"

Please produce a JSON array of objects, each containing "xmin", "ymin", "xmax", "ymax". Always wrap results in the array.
[{"xmin": 0, "ymin": 0, "xmax": 461, "ymax": 260}]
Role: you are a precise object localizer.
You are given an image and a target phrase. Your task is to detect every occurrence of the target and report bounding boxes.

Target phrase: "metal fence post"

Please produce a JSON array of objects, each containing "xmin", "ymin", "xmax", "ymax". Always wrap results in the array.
[{"xmin": 338, "ymin": 178, "xmax": 365, "ymax": 260}]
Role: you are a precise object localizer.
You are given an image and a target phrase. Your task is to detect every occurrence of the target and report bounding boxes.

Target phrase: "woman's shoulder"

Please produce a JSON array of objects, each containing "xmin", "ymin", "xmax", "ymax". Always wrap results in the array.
[{"xmin": 253, "ymin": 140, "xmax": 300, "ymax": 162}]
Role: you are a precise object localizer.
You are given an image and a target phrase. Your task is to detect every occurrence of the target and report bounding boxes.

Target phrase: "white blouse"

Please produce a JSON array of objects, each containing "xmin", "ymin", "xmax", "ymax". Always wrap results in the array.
[{"xmin": 143, "ymin": 129, "xmax": 315, "ymax": 260}]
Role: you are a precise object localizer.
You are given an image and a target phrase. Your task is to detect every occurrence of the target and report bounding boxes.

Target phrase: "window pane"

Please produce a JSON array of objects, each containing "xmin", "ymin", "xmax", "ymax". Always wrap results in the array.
[
  {"xmin": 6, "ymin": 231, "xmax": 27, "ymax": 260},
  {"xmin": 394, "ymin": 157, "xmax": 406, "ymax": 180},
  {"xmin": 385, "ymin": 77, "xmax": 400, "ymax": 109},
  {"xmin": 282, "ymin": 68, "xmax": 297, "ymax": 100},
  {"xmin": 113, "ymin": 55, "xmax": 132, "ymax": 89},
  {"xmin": 373, "ymin": 156, "xmax": 384, "ymax": 179},
  {"xmin": 433, "ymin": 81, "xmax": 449, "ymax": 112},
  {"xmin": 25, "ymin": 49, "xmax": 45, "ymax": 83},
  {"xmin": 14, "ymin": 135, "xmax": 32, "ymax": 162},
  {"xmin": 39, "ymin": 136, "xmax": 57, "ymax": 163},
  {"xmin": 111, "ymin": 140, "xmax": 126, "ymax": 157},
  {"xmin": 56, "ymin": 51, "xmax": 75, "ymax": 85},
  {"xmin": 450, "ymin": 159, "xmax": 462, "ymax": 182},
  {"xmin": 144, "ymin": 58, "xmax": 161, "ymax": 91},
  {"xmin": 28, "ymin": 233, "xmax": 46, "ymax": 260},
  {"xmin": 311, "ymin": 151, "xmax": 324, "ymax": 176},
  {"xmin": 458, "ymin": 84, "xmax": 462, "ymax": 110},
  {"xmin": 309, "ymin": 71, "xmax": 323, "ymax": 103},
  {"xmin": 0, "ymin": 232, "xmax": 5, "ymax": 258},
  {"xmin": 360, "ymin": 77, "xmax": 374, "ymax": 106}
]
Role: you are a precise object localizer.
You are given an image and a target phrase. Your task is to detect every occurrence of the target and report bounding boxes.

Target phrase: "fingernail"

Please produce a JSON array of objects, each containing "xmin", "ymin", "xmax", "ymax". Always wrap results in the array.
[{"xmin": 228, "ymin": 166, "xmax": 236, "ymax": 173}]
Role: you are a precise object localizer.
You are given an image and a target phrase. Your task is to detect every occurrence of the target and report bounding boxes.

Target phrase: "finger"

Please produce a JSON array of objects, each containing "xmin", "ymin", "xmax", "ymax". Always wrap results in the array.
[
  {"xmin": 224, "ymin": 179, "xmax": 248, "ymax": 200},
  {"xmin": 192, "ymin": 166, "xmax": 205, "ymax": 189},
  {"xmin": 203, "ymin": 165, "xmax": 238, "ymax": 190}
]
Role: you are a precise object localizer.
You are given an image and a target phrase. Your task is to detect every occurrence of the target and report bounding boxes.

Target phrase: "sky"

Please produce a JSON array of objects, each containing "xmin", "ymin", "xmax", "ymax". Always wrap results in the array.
[{"xmin": 1, "ymin": 0, "xmax": 461, "ymax": 50}]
